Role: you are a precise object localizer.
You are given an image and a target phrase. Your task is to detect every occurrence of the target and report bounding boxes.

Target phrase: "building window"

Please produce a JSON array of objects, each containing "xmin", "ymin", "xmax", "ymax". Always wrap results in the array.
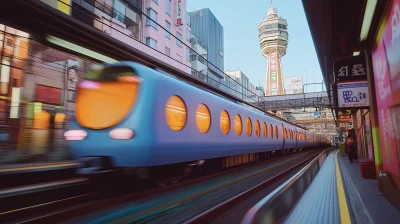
[
  {"xmin": 146, "ymin": 8, "xmax": 157, "ymax": 29},
  {"xmin": 186, "ymin": 48, "xmax": 190, "ymax": 61},
  {"xmin": 186, "ymin": 29, "xmax": 191, "ymax": 41},
  {"xmin": 145, "ymin": 37, "xmax": 157, "ymax": 49},
  {"xmin": 113, "ymin": 0, "xmax": 126, "ymax": 24},
  {"xmin": 165, "ymin": 47, "xmax": 170, "ymax": 56},
  {"xmin": 153, "ymin": 0, "xmax": 158, "ymax": 4},
  {"xmin": 186, "ymin": 12, "xmax": 191, "ymax": 26},
  {"xmin": 176, "ymin": 54, "xmax": 182, "ymax": 62},
  {"xmin": 125, "ymin": 9, "xmax": 142, "ymax": 41},
  {"xmin": 176, "ymin": 32, "xmax": 182, "ymax": 47},
  {"xmin": 166, "ymin": 0, "xmax": 171, "ymax": 15},
  {"xmin": 165, "ymin": 21, "xmax": 171, "ymax": 39}
]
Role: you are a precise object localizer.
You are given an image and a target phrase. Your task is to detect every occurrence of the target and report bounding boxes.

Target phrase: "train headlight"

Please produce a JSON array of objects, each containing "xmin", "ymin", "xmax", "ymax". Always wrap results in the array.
[
  {"xmin": 64, "ymin": 130, "xmax": 87, "ymax": 140},
  {"xmin": 109, "ymin": 128, "xmax": 134, "ymax": 140}
]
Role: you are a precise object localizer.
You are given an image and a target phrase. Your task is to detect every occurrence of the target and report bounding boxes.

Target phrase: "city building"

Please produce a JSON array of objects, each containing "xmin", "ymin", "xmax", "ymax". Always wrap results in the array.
[
  {"xmin": 225, "ymin": 70, "xmax": 249, "ymax": 99},
  {"xmin": 258, "ymin": 5, "xmax": 288, "ymax": 96},
  {"xmin": 142, "ymin": 0, "xmax": 192, "ymax": 73},
  {"xmin": 224, "ymin": 69, "xmax": 260, "ymax": 102},
  {"xmin": 255, "ymin": 86, "xmax": 265, "ymax": 97},
  {"xmin": 189, "ymin": 8, "xmax": 224, "ymax": 85},
  {"xmin": 41, "ymin": 0, "xmax": 191, "ymax": 74},
  {"xmin": 189, "ymin": 34, "xmax": 208, "ymax": 82}
]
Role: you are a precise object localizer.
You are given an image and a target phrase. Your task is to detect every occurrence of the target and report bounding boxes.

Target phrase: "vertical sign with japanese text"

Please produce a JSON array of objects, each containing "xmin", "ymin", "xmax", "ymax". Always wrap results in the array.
[
  {"xmin": 176, "ymin": 0, "xmax": 183, "ymax": 26},
  {"xmin": 269, "ymin": 52, "xmax": 278, "ymax": 95},
  {"xmin": 334, "ymin": 56, "xmax": 367, "ymax": 82}
]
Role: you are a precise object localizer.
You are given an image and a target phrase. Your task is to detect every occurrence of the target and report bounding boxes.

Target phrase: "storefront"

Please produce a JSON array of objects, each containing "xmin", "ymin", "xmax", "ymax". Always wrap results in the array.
[
  {"xmin": 0, "ymin": 24, "xmax": 101, "ymax": 165},
  {"xmin": 368, "ymin": 0, "xmax": 400, "ymax": 208}
]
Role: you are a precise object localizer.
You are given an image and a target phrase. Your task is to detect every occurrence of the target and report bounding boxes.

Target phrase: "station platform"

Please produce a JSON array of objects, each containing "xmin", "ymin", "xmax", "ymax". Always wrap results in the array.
[
  {"xmin": 286, "ymin": 150, "xmax": 400, "ymax": 224},
  {"xmin": 0, "ymin": 161, "xmax": 78, "ymax": 175},
  {"xmin": 0, "ymin": 160, "xmax": 78, "ymax": 189}
]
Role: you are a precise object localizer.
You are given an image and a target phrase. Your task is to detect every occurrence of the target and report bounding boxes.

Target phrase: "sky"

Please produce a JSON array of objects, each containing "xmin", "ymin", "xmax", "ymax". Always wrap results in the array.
[{"xmin": 187, "ymin": 0, "xmax": 325, "ymax": 93}]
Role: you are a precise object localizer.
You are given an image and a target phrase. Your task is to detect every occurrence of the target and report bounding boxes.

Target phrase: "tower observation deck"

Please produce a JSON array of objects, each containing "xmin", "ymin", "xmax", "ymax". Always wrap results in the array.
[{"xmin": 258, "ymin": 3, "xmax": 288, "ymax": 96}]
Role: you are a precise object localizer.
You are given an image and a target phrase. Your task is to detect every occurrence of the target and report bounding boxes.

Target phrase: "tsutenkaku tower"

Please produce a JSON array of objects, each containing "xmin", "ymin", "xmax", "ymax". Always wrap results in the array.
[{"xmin": 258, "ymin": 1, "xmax": 288, "ymax": 96}]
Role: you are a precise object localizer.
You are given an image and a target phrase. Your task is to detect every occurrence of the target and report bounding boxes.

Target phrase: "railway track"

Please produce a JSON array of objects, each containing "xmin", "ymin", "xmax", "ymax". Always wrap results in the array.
[{"xmin": 0, "ymin": 149, "xmax": 321, "ymax": 224}]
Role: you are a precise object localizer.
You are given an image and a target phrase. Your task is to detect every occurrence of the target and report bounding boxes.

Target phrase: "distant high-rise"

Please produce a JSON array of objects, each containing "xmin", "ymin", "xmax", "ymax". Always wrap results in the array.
[
  {"xmin": 258, "ymin": 3, "xmax": 288, "ymax": 96},
  {"xmin": 189, "ymin": 8, "xmax": 224, "ymax": 82}
]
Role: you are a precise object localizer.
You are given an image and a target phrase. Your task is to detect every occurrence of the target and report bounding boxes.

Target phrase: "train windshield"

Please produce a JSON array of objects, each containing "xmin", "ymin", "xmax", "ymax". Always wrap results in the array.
[
  {"xmin": 84, "ymin": 66, "xmax": 137, "ymax": 82},
  {"xmin": 76, "ymin": 65, "xmax": 140, "ymax": 130}
]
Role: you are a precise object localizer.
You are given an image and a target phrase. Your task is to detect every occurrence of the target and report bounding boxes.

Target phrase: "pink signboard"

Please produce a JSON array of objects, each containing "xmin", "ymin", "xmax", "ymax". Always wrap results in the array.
[
  {"xmin": 372, "ymin": 39, "xmax": 400, "ymax": 175},
  {"xmin": 382, "ymin": 0, "xmax": 400, "ymax": 105},
  {"xmin": 269, "ymin": 52, "xmax": 278, "ymax": 93}
]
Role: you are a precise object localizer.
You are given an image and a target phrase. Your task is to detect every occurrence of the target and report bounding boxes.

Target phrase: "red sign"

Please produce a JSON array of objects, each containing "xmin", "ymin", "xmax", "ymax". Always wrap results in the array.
[
  {"xmin": 35, "ymin": 85, "xmax": 61, "ymax": 105},
  {"xmin": 338, "ymin": 115, "xmax": 352, "ymax": 122},
  {"xmin": 383, "ymin": 0, "xmax": 400, "ymax": 104}
]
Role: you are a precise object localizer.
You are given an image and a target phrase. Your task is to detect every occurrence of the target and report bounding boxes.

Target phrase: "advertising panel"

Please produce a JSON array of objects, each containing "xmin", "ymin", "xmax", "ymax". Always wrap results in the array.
[
  {"xmin": 269, "ymin": 52, "xmax": 278, "ymax": 94},
  {"xmin": 337, "ymin": 81, "xmax": 370, "ymax": 108},
  {"xmin": 372, "ymin": 39, "xmax": 399, "ymax": 175},
  {"xmin": 338, "ymin": 115, "xmax": 352, "ymax": 122},
  {"xmin": 382, "ymin": 0, "xmax": 400, "ymax": 104},
  {"xmin": 35, "ymin": 85, "xmax": 61, "ymax": 105},
  {"xmin": 285, "ymin": 76, "xmax": 303, "ymax": 94},
  {"xmin": 334, "ymin": 56, "xmax": 368, "ymax": 82},
  {"xmin": 176, "ymin": 0, "xmax": 183, "ymax": 26}
]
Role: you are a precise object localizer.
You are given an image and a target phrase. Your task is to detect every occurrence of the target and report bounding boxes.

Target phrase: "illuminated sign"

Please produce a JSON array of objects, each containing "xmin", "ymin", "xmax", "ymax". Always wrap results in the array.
[
  {"xmin": 337, "ymin": 81, "xmax": 370, "ymax": 108},
  {"xmin": 269, "ymin": 52, "xmax": 278, "ymax": 94},
  {"xmin": 338, "ymin": 115, "xmax": 352, "ymax": 122},
  {"xmin": 176, "ymin": 0, "xmax": 184, "ymax": 26}
]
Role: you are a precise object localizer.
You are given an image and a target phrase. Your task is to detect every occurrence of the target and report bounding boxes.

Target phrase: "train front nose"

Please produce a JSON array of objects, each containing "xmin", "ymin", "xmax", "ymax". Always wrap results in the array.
[
  {"xmin": 66, "ymin": 65, "xmax": 142, "ymax": 172},
  {"xmin": 75, "ymin": 66, "xmax": 141, "ymax": 130}
]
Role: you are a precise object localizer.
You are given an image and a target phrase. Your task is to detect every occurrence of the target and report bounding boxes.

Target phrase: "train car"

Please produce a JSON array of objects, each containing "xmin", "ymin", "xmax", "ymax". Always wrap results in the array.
[{"xmin": 64, "ymin": 62, "xmax": 329, "ymax": 184}]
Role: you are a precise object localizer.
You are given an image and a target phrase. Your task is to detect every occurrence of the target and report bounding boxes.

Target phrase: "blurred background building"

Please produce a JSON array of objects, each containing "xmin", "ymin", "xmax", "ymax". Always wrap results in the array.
[{"xmin": 189, "ymin": 8, "xmax": 224, "ymax": 88}]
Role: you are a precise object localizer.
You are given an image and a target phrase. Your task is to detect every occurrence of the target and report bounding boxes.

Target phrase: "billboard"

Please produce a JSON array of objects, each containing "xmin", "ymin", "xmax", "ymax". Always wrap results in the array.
[
  {"xmin": 337, "ymin": 81, "xmax": 369, "ymax": 108},
  {"xmin": 176, "ymin": 0, "xmax": 184, "ymax": 25},
  {"xmin": 372, "ymin": 27, "xmax": 399, "ymax": 175},
  {"xmin": 285, "ymin": 76, "xmax": 303, "ymax": 94}
]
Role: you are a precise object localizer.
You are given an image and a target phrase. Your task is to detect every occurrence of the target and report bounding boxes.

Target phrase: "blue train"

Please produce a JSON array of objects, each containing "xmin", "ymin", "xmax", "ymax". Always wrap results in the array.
[{"xmin": 64, "ymin": 62, "xmax": 330, "ymax": 185}]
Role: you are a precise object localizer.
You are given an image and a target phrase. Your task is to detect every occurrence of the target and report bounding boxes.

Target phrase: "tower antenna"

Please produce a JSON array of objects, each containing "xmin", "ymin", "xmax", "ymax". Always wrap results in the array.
[{"xmin": 270, "ymin": 0, "xmax": 273, "ymax": 8}]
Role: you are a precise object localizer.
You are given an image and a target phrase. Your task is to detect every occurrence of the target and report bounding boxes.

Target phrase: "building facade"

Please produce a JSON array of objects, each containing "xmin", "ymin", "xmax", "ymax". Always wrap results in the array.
[
  {"xmin": 142, "ymin": 0, "xmax": 191, "ymax": 72},
  {"xmin": 258, "ymin": 7, "xmax": 288, "ymax": 96},
  {"xmin": 41, "ymin": 0, "xmax": 192, "ymax": 74},
  {"xmin": 189, "ymin": 8, "xmax": 224, "ymax": 84},
  {"xmin": 189, "ymin": 34, "xmax": 208, "ymax": 81}
]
